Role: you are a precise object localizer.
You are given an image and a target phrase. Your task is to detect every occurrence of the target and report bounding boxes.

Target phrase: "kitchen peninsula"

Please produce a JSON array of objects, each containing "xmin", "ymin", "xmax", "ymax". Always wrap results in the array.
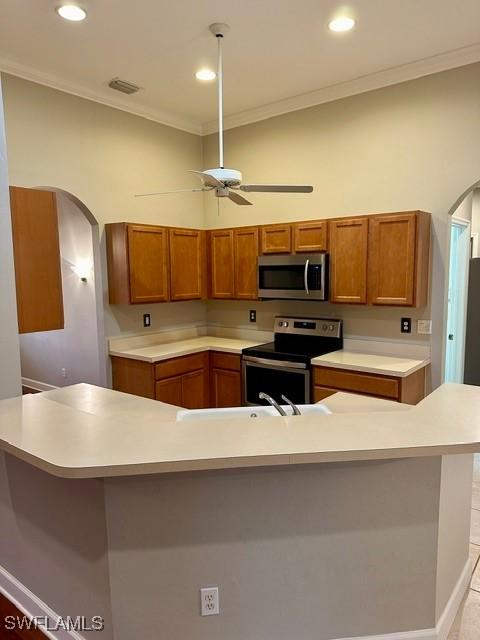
[{"xmin": 0, "ymin": 383, "xmax": 477, "ymax": 640}]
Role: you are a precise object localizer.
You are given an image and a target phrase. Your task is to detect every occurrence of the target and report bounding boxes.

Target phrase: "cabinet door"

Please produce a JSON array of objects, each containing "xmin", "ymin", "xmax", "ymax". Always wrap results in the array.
[
  {"xmin": 368, "ymin": 213, "xmax": 416, "ymax": 306},
  {"xmin": 182, "ymin": 369, "xmax": 208, "ymax": 409},
  {"xmin": 169, "ymin": 228, "xmax": 206, "ymax": 301},
  {"xmin": 260, "ymin": 224, "xmax": 292, "ymax": 254},
  {"xmin": 10, "ymin": 186, "xmax": 64, "ymax": 333},
  {"xmin": 209, "ymin": 230, "xmax": 235, "ymax": 298},
  {"xmin": 294, "ymin": 221, "xmax": 327, "ymax": 253},
  {"xmin": 329, "ymin": 218, "xmax": 368, "ymax": 304},
  {"xmin": 211, "ymin": 368, "xmax": 242, "ymax": 408},
  {"xmin": 127, "ymin": 224, "xmax": 169, "ymax": 303},
  {"xmin": 155, "ymin": 375, "xmax": 183, "ymax": 406},
  {"xmin": 234, "ymin": 227, "xmax": 259, "ymax": 299}
]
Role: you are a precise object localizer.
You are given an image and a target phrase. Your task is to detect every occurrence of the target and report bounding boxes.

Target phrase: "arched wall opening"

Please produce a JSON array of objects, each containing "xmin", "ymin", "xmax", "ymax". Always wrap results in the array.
[
  {"xmin": 20, "ymin": 188, "xmax": 107, "ymax": 389},
  {"xmin": 442, "ymin": 180, "xmax": 480, "ymax": 384}
]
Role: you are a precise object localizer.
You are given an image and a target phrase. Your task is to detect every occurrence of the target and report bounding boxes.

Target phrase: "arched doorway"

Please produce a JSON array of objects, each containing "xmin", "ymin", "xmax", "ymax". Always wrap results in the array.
[
  {"xmin": 20, "ymin": 188, "xmax": 107, "ymax": 389},
  {"xmin": 443, "ymin": 180, "xmax": 480, "ymax": 383}
]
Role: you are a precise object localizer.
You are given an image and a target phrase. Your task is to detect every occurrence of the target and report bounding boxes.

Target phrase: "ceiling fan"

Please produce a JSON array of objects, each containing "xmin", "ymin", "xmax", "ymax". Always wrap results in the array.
[{"xmin": 135, "ymin": 23, "xmax": 314, "ymax": 206}]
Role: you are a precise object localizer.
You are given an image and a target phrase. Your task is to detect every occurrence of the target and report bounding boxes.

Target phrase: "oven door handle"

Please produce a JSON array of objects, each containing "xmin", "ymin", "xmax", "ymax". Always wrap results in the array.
[
  {"xmin": 304, "ymin": 259, "xmax": 310, "ymax": 295},
  {"xmin": 243, "ymin": 355, "xmax": 307, "ymax": 370}
]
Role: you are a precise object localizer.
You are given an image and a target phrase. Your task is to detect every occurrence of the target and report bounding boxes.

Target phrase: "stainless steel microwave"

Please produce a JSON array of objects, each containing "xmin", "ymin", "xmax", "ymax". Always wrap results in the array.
[{"xmin": 258, "ymin": 253, "xmax": 328, "ymax": 301}]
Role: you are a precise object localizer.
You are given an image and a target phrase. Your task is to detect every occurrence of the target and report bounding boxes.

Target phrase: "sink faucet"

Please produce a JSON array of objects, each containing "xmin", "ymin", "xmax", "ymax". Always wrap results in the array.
[
  {"xmin": 258, "ymin": 392, "xmax": 287, "ymax": 416},
  {"xmin": 281, "ymin": 395, "xmax": 302, "ymax": 415}
]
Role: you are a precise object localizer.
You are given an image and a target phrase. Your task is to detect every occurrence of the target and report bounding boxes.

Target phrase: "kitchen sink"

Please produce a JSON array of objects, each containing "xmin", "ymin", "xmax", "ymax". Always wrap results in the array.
[{"xmin": 176, "ymin": 404, "xmax": 332, "ymax": 421}]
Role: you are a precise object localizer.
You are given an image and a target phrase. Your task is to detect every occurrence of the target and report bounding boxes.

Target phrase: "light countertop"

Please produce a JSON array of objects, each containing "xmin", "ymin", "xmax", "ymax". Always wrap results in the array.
[
  {"xmin": 311, "ymin": 350, "xmax": 430, "ymax": 377},
  {"xmin": 0, "ymin": 383, "xmax": 479, "ymax": 479},
  {"xmin": 109, "ymin": 336, "xmax": 264, "ymax": 363}
]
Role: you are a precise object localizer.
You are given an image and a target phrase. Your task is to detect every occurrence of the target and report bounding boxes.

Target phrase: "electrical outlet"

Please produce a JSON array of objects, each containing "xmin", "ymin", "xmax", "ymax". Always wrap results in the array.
[
  {"xmin": 61, "ymin": 368, "xmax": 67, "ymax": 378},
  {"xmin": 143, "ymin": 313, "xmax": 151, "ymax": 328},
  {"xmin": 401, "ymin": 317, "xmax": 411, "ymax": 333},
  {"xmin": 249, "ymin": 310, "xmax": 256, "ymax": 323},
  {"xmin": 200, "ymin": 587, "xmax": 219, "ymax": 616},
  {"xmin": 417, "ymin": 319, "xmax": 432, "ymax": 335}
]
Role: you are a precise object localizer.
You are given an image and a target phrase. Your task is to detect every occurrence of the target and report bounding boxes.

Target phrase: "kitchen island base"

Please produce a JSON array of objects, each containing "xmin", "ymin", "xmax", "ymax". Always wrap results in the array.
[{"xmin": 0, "ymin": 450, "xmax": 472, "ymax": 640}]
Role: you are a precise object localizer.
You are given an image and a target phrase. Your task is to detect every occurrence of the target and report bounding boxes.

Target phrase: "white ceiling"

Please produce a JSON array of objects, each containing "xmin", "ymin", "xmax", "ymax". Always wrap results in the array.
[{"xmin": 1, "ymin": 0, "xmax": 480, "ymax": 134}]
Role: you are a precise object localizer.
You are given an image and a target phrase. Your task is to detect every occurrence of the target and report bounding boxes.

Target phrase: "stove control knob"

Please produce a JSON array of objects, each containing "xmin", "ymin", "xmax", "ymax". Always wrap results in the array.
[
  {"xmin": 329, "ymin": 324, "xmax": 334, "ymax": 331},
  {"xmin": 284, "ymin": 321, "xmax": 289, "ymax": 327},
  {"xmin": 322, "ymin": 324, "xmax": 328, "ymax": 330}
]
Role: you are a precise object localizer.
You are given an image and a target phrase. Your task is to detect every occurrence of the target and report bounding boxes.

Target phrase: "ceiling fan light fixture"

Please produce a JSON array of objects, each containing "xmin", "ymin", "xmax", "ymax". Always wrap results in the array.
[
  {"xmin": 328, "ymin": 16, "xmax": 355, "ymax": 32},
  {"xmin": 56, "ymin": 4, "xmax": 87, "ymax": 21},
  {"xmin": 195, "ymin": 69, "xmax": 216, "ymax": 81}
]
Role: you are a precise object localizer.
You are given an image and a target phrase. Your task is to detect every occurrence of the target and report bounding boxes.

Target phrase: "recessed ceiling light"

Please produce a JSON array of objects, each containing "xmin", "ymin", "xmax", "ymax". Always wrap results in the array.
[
  {"xmin": 56, "ymin": 4, "xmax": 87, "ymax": 21},
  {"xmin": 328, "ymin": 16, "xmax": 355, "ymax": 32},
  {"xmin": 195, "ymin": 69, "xmax": 216, "ymax": 81}
]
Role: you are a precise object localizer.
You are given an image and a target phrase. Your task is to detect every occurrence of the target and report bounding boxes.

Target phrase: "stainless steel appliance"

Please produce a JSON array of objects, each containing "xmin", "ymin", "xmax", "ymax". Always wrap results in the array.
[
  {"xmin": 242, "ymin": 316, "xmax": 342, "ymax": 406},
  {"xmin": 258, "ymin": 253, "xmax": 328, "ymax": 301}
]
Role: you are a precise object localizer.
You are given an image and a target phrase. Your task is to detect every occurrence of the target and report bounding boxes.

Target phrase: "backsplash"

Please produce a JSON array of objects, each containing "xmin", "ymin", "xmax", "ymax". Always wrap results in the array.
[{"xmin": 206, "ymin": 299, "xmax": 433, "ymax": 344}]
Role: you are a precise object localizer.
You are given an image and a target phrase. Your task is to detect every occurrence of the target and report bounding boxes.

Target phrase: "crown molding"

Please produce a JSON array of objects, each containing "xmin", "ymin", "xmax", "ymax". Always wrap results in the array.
[
  {"xmin": 0, "ymin": 56, "xmax": 203, "ymax": 135},
  {"xmin": 2, "ymin": 42, "xmax": 480, "ymax": 139},
  {"xmin": 201, "ymin": 41, "xmax": 480, "ymax": 135}
]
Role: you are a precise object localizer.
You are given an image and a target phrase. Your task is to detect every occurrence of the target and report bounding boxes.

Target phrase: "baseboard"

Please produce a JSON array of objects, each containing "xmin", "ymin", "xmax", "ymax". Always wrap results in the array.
[
  {"xmin": 0, "ymin": 564, "xmax": 85, "ymax": 640},
  {"xmin": 21, "ymin": 377, "xmax": 58, "ymax": 392},
  {"xmin": 435, "ymin": 557, "xmax": 472, "ymax": 640}
]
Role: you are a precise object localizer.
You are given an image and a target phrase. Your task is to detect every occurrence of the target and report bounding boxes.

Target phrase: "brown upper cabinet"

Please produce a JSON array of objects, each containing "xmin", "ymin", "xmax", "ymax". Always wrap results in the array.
[
  {"xmin": 209, "ymin": 227, "xmax": 259, "ymax": 300},
  {"xmin": 329, "ymin": 217, "xmax": 369, "ymax": 304},
  {"xmin": 106, "ymin": 222, "xmax": 205, "ymax": 304},
  {"xmin": 293, "ymin": 220, "xmax": 328, "ymax": 253},
  {"xmin": 233, "ymin": 227, "xmax": 259, "ymax": 299},
  {"xmin": 169, "ymin": 228, "xmax": 206, "ymax": 301},
  {"xmin": 209, "ymin": 229, "xmax": 235, "ymax": 299},
  {"xmin": 10, "ymin": 186, "xmax": 64, "ymax": 333},
  {"xmin": 260, "ymin": 223, "xmax": 292, "ymax": 254},
  {"xmin": 368, "ymin": 211, "xmax": 430, "ymax": 307}
]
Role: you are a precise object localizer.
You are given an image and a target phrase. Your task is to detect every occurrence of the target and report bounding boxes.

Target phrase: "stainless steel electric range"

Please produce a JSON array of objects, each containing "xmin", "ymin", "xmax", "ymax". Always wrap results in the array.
[{"xmin": 241, "ymin": 316, "xmax": 343, "ymax": 406}]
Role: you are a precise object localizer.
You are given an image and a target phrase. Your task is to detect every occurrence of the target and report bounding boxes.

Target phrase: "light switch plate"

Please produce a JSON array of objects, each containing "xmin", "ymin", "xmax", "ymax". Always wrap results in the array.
[{"xmin": 417, "ymin": 320, "xmax": 432, "ymax": 335}]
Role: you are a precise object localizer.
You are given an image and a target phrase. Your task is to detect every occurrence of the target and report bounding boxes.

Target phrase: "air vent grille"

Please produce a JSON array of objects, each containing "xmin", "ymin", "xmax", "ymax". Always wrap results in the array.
[{"xmin": 108, "ymin": 78, "xmax": 140, "ymax": 95}]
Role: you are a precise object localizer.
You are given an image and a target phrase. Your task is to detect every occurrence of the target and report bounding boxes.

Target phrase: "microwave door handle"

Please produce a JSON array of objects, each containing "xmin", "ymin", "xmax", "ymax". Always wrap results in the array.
[{"xmin": 304, "ymin": 259, "xmax": 310, "ymax": 295}]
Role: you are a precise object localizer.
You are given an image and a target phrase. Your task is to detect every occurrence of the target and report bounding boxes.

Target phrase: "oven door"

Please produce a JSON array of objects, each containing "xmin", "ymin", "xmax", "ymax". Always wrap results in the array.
[
  {"xmin": 258, "ymin": 253, "xmax": 328, "ymax": 301},
  {"xmin": 242, "ymin": 356, "xmax": 311, "ymax": 406}
]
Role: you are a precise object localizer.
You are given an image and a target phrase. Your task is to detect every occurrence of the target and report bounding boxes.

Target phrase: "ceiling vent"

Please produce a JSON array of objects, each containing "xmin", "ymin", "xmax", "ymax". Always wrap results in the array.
[{"xmin": 108, "ymin": 78, "xmax": 140, "ymax": 95}]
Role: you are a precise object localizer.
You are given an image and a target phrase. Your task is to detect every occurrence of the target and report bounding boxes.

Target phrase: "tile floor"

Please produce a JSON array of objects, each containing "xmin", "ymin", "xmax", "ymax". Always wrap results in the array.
[{"xmin": 447, "ymin": 454, "xmax": 480, "ymax": 639}]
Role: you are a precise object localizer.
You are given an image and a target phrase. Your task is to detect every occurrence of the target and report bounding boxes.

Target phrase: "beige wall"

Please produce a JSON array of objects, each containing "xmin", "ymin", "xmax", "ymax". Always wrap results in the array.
[
  {"xmin": 105, "ymin": 458, "xmax": 441, "ymax": 640},
  {"xmin": 0, "ymin": 78, "xmax": 21, "ymax": 399},
  {"xmin": 1, "ymin": 73, "xmax": 207, "ymax": 340},
  {"xmin": 4, "ymin": 64, "xmax": 480, "ymax": 388},
  {"xmin": 204, "ymin": 63, "xmax": 480, "ymax": 387}
]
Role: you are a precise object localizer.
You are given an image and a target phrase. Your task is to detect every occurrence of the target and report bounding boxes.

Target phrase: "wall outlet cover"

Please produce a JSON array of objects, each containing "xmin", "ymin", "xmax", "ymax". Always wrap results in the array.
[
  {"xmin": 401, "ymin": 317, "xmax": 412, "ymax": 333},
  {"xmin": 417, "ymin": 319, "xmax": 432, "ymax": 335},
  {"xmin": 249, "ymin": 310, "xmax": 256, "ymax": 323},
  {"xmin": 143, "ymin": 313, "xmax": 151, "ymax": 328},
  {"xmin": 200, "ymin": 587, "xmax": 219, "ymax": 616}
]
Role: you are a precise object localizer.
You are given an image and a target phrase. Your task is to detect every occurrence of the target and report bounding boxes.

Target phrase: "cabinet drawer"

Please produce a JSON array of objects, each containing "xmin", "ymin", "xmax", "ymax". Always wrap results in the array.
[
  {"xmin": 210, "ymin": 351, "xmax": 241, "ymax": 371},
  {"xmin": 313, "ymin": 386, "xmax": 338, "ymax": 402},
  {"xmin": 155, "ymin": 352, "xmax": 208, "ymax": 380},
  {"xmin": 313, "ymin": 367, "xmax": 399, "ymax": 400}
]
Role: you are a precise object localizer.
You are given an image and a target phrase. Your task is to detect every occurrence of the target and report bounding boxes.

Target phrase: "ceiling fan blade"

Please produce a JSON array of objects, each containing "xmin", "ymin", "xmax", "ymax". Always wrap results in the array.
[
  {"xmin": 240, "ymin": 184, "xmax": 314, "ymax": 193},
  {"xmin": 228, "ymin": 190, "xmax": 253, "ymax": 206},
  {"xmin": 134, "ymin": 188, "xmax": 208, "ymax": 198},
  {"xmin": 189, "ymin": 170, "xmax": 224, "ymax": 189}
]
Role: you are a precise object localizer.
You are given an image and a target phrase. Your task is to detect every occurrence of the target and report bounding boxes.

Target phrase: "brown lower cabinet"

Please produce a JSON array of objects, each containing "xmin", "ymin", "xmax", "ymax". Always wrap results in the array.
[
  {"xmin": 210, "ymin": 352, "xmax": 242, "ymax": 408},
  {"xmin": 313, "ymin": 365, "xmax": 427, "ymax": 405},
  {"xmin": 111, "ymin": 351, "xmax": 242, "ymax": 409}
]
